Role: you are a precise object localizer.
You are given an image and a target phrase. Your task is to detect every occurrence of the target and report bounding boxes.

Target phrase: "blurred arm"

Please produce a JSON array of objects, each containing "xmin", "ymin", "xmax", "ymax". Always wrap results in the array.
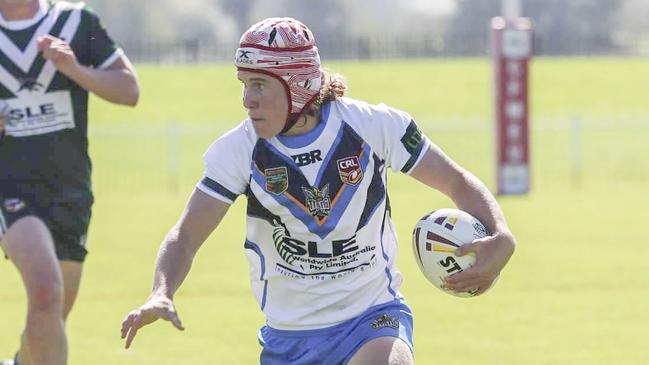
[
  {"xmin": 37, "ymin": 35, "xmax": 140, "ymax": 106},
  {"xmin": 68, "ymin": 55, "xmax": 140, "ymax": 106}
]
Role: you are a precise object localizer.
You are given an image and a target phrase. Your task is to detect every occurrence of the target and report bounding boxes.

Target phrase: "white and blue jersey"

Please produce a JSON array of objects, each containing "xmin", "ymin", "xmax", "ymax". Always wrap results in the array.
[{"xmin": 197, "ymin": 97, "xmax": 429, "ymax": 330}]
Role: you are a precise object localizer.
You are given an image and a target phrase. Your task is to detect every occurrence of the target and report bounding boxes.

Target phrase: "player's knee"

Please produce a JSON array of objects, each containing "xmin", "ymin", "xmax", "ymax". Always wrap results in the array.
[
  {"xmin": 389, "ymin": 341, "xmax": 413, "ymax": 365},
  {"xmin": 350, "ymin": 337, "xmax": 413, "ymax": 365},
  {"xmin": 28, "ymin": 274, "xmax": 64, "ymax": 314}
]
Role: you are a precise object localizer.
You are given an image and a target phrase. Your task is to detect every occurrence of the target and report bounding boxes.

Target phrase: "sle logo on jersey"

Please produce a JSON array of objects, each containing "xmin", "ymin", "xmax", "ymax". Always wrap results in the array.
[
  {"xmin": 337, "ymin": 156, "xmax": 363, "ymax": 185},
  {"xmin": 265, "ymin": 167, "xmax": 288, "ymax": 195}
]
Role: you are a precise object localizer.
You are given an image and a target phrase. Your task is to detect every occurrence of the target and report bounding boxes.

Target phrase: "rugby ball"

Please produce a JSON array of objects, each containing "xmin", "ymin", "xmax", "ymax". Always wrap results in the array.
[{"xmin": 412, "ymin": 208, "xmax": 490, "ymax": 297}]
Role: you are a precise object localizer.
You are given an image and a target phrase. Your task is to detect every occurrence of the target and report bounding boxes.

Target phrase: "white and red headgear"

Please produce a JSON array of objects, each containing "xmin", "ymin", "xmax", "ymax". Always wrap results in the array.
[{"xmin": 235, "ymin": 17, "xmax": 322, "ymax": 133}]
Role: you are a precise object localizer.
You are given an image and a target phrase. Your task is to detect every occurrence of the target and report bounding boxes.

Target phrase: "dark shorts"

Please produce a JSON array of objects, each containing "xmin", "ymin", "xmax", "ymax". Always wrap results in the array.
[
  {"xmin": 0, "ymin": 193, "xmax": 91, "ymax": 262},
  {"xmin": 258, "ymin": 300, "xmax": 414, "ymax": 365}
]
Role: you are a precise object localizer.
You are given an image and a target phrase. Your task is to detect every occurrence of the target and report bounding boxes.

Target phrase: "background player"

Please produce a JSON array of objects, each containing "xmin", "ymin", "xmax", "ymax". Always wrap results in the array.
[{"xmin": 0, "ymin": 1, "xmax": 139, "ymax": 364}]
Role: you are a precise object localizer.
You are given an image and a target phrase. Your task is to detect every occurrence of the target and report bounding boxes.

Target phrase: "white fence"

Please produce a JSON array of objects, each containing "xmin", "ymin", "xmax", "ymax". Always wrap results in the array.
[{"xmin": 88, "ymin": 119, "xmax": 649, "ymax": 195}]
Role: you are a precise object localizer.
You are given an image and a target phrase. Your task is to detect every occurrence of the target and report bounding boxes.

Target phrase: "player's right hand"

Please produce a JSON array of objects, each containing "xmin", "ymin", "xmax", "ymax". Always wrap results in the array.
[
  {"xmin": 120, "ymin": 295, "xmax": 185, "ymax": 349},
  {"xmin": 445, "ymin": 231, "xmax": 515, "ymax": 296},
  {"xmin": 37, "ymin": 35, "xmax": 79, "ymax": 77}
]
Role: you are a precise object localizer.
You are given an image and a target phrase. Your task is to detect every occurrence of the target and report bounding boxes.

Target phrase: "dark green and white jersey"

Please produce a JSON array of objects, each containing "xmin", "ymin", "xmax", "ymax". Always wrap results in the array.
[{"xmin": 0, "ymin": 0, "xmax": 121, "ymax": 202}]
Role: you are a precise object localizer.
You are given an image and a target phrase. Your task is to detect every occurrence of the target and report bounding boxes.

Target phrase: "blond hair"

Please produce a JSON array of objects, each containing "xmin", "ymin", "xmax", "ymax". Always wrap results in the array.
[{"xmin": 305, "ymin": 68, "xmax": 348, "ymax": 117}]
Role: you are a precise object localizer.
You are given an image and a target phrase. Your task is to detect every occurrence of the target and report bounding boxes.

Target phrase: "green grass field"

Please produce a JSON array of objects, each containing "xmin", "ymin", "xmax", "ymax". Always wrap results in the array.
[{"xmin": 1, "ymin": 57, "xmax": 648, "ymax": 364}]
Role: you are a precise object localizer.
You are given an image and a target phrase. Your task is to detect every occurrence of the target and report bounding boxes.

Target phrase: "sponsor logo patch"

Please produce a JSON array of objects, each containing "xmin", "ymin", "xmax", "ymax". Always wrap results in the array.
[
  {"xmin": 472, "ymin": 222, "xmax": 488, "ymax": 237},
  {"xmin": 265, "ymin": 167, "xmax": 288, "ymax": 195},
  {"xmin": 236, "ymin": 50, "xmax": 254, "ymax": 64},
  {"xmin": 401, "ymin": 120, "xmax": 424, "ymax": 155},
  {"xmin": 337, "ymin": 156, "xmax": 363, "ymax": 185},
  {"xmin": 301, "ymin": 184, "xmax": 331, "ymax": 218},
  {"xmin": 292, "ymin": 149, "xmax": 322, "ymax": 167},
  {"xmin": 3, "ymin": 198, "xmax": 26, "ymax": 213},
  {"xmin": 371, "ymin": 314, "xmax": 400, "ymax": 330}
]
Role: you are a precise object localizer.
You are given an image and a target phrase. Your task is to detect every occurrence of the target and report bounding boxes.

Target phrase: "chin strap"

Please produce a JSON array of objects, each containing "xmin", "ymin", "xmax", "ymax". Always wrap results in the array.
[{"xmin": 280, "ymin": 113, "xmax": 301, "ymax": 134}]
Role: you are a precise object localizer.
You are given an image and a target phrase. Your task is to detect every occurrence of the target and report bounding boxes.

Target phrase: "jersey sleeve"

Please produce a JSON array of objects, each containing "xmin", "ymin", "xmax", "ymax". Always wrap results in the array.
[
  {"xmin": 81, "ymin": 6, "xmax": 122, "ymax": 69},
  {"xmin": 373, "ymin": 103, "xmax": 430, "ymax": 174},
  {"xmin": 196, "ymin": 124, "xmax": 252, "ymax": 204}
]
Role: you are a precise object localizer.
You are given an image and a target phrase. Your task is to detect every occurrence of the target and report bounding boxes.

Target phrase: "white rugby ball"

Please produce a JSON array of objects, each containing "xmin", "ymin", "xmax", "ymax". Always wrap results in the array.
[{"xmin": 412, "ymin": 208, "xmax": 491, "ymax": 297}]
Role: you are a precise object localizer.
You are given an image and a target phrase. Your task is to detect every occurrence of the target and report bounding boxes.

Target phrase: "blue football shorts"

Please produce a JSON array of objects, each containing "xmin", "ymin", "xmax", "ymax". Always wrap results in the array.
[{"xmin": 258, "ymin": 299, "xmax": 414, "ymax": 365}]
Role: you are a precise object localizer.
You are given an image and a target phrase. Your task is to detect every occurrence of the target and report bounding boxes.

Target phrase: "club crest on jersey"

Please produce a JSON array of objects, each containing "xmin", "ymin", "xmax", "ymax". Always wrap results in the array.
[
  {"xmin": 17, "ymin": 77, "xmax": 44, "ymax": 92},
  {"xmin": 3, "ymin": 198, "xmax": 26, "ymax": 213},
  {"xmin": 302, "ymin": 184, "xmax": 331, "ymax": 218},
  {"xmin": 264, "ymin": 167, "xmax": 288, "ymax": 195},
  {"xmin": 337, "ymin": 156, "xmax": 363, "ymax": 185}
]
